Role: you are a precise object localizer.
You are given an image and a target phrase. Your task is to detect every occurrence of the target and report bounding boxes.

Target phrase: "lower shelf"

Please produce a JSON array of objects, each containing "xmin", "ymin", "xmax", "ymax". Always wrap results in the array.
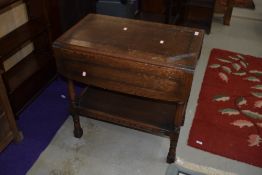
[
  {"xmin": 77, "ymin": 86, "xmax": 177, "ymax": 134},
  {"xmin": 3, "ymin": 51, "xmax": 52, "ymax": 94},
  {"xmin": 9, "ymin": 59, "xmax": 56, "ymax": 115}
]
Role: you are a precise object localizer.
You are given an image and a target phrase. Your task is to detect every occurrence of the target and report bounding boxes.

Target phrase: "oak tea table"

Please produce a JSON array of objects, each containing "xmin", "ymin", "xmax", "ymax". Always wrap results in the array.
[{"xmin": 53, "ymin": 14, "xmax": 204, "ymax": 163}]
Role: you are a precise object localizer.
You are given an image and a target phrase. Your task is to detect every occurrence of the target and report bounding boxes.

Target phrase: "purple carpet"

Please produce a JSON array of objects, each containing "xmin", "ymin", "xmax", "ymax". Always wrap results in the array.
[{"xmin": 0, "ymin": 77, "xmax": 82, "ymax": 175}]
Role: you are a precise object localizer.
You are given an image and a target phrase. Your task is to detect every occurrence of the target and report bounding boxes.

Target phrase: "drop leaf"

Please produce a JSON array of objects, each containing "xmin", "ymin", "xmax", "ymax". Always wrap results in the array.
[{"xmin": 219, "ymin": 108, "xmax": 240, "ymax": 116}]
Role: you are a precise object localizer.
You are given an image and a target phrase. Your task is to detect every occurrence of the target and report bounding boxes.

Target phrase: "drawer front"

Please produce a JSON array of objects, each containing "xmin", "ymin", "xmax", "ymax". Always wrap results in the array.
[{"xmin": 55, "ymin": 49, "xmax": 193, "ymax": 102}]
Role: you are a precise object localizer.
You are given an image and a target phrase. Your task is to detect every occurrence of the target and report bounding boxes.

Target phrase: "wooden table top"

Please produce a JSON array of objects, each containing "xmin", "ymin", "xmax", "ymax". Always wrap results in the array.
[{"xmin": 54, "ymin": 14, "xmax": 204, "ymax": 71}]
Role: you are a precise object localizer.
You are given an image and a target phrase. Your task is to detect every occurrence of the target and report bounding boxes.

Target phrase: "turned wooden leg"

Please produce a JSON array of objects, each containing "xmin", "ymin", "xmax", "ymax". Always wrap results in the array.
[
  {"xmin": 167, "ymin": 131, "xmax": 179, "ymax": 163},
  {"xmin": 68, "ymin": 79, "xmax": 83, "ymax": 138},
  {"xmin": 167, "ymin": 101, "xmax": 187, "ymax": 163},
  {"xmin": 224, "ymin": 0, "xmax": 233, "ymax": 25},
  {"xmin": 72, "ymin": 113, "xmax": 83, "ymax": 138}
]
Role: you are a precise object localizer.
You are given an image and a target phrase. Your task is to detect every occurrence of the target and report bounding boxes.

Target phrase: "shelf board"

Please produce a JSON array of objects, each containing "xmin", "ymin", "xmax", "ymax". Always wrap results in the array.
[
  {"xmin": 0, "ymin": 19, "xmax": 48, "ymax": 63},
  {"xmin": 3, "ymin": 51, "xmax": 52, "ymax": 94},
  {"xmin": 77, "ymin": 86, "xmax": 177, "ymax": 132},
  {"xmin": 9, "ymin": 59, "xmax": 56, "ymax": 115},
  {"xmin": 0, "ymin": 0, "xmax": 23, "ymax": 9}
]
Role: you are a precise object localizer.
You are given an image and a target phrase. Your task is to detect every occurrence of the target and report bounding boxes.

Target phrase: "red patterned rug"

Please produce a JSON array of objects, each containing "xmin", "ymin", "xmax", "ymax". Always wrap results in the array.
[{"xmin": 188, "ymin": 49, "xmax": 262, "ymax": 167}]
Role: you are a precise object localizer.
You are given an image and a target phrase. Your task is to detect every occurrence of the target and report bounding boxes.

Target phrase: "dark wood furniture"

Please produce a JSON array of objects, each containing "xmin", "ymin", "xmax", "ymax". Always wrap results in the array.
[
  {"xmin": 136, "ymin": 0, "xmax": 180, "ymax": 23},
  {"xmin": 224, "ymin": 0, "xmax": 233, "ymax": 25},
  {"xmin": 136, "ymin": 0, "xmax": 216, "ymax": 33},
  {"xmin": 58, "ymin": 0, "xmax": 96, "ymax": 33},
  {"xmin": 53, "ymin": 14, "xmax": 204, "ymax": 163},
  {"xmin": 44, "ymin": 0, "xmax": 62, "ymax": 41},
  {"xmin": 0, "ymin": 0, "xmax": 56, "ymax": 114},
  {"xmin": 177, "ymin": 0, "xmax": 216, "ymax": 33},
  {"xmin": 137, "ymin": 0, "xmax": 231, "ymax": 33},
  {"xmin": 0, "ymin": 71, "xmax": 22, "ymax": 152},
  {"xmin": 215, "ymin": 0, "xmax": 234, "ymax": 25},
  {"xmin": 136, "ymin": 0, "xmax": 167, "ymax": 22}
]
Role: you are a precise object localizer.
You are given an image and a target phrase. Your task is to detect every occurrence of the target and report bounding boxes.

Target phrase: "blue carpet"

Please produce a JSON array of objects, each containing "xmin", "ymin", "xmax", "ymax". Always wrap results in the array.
[{"xmin": 0, "ymin": 78, "xmax": 82, "ymax": 175}]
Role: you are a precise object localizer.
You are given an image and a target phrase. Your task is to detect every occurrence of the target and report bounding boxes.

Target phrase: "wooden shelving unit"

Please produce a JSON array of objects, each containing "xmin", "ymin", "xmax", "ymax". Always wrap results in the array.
[
  {"xmin": 0, "ymin": 0, "xmax": 21, "ymax": 9},
  {"xmin": 0, "ymin": 72, "xmax": 22, "ymax": 152},
  {"xmin": 0, "ymin": 19, "xmax": 48, "ymax": 62},
  {"xmin": 0, "ymin": 0, "xmax": 56, "ymax": 115}
]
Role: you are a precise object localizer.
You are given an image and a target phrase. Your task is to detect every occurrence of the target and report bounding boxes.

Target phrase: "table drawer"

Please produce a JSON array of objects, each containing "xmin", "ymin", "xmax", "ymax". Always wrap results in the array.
[{"xmin": 55, "ymin": 49, "xmax": 193, "ymax": 102}]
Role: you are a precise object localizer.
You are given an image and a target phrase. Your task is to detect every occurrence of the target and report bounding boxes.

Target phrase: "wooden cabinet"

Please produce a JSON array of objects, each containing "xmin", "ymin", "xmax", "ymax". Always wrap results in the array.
[
  {"xmin": 177, "ymin": 0, "xmax": 216, "ymax": 33},
  {"xmin": 0, "ymin": 72, "xmax": 22, "ymax": 152},
  {"xmin": 0, "ymin": 0, "xmax": 56, "ymax": 115}
]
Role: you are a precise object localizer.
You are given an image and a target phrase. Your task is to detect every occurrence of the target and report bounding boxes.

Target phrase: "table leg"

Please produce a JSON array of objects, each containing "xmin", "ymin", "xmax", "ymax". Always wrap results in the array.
[
  {"xmin": 224, "ymin": 0, "xmax": 233, "ymax": 25},
  {"xmin": 167, "ymin": 102, "xmax": 187, "ymax": 163},
  {"xmin": 68, "ymin": 79, "xmax": 83, "ymax": 138},
  {"xmin": 167, "ymin": 131, "xmax": 179, "ymax": 163}
]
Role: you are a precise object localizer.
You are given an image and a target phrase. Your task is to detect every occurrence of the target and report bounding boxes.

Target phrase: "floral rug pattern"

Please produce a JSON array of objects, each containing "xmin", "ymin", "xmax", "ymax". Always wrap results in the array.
[{"xmin": 188, "ymin": 49, "xmax": 262, "ymax": 167}]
